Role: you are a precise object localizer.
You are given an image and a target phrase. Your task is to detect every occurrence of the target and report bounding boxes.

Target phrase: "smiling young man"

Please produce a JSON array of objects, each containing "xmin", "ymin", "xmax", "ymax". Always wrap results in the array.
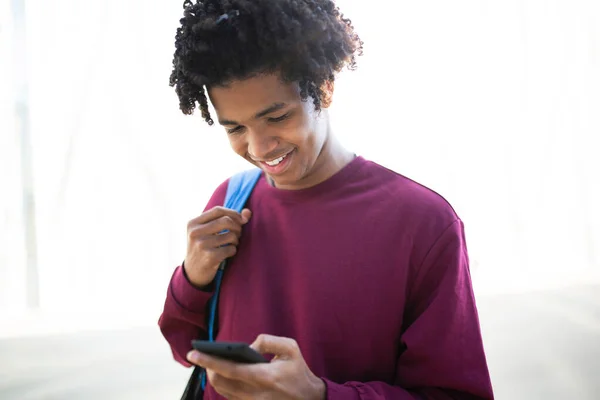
[
  {"xmin": 209, "ymin": 76, "xmax": 354, "ymax": 191},
  {"xmin": 158, "ymin": 0, "xmax": 494, "ymax": 399}
]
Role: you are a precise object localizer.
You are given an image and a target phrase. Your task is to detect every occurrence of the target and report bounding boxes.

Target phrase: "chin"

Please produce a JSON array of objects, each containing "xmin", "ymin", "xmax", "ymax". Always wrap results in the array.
[{"xmin": 276, "ymin": 168, "xmax": 309, "ymax": 188}]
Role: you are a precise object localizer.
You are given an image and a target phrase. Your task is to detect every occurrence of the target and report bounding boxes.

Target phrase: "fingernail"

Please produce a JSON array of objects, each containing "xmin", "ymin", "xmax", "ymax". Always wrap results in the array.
[{"xmin": 187, "ymin": 350, "xmax": 201, "ymax": 364}]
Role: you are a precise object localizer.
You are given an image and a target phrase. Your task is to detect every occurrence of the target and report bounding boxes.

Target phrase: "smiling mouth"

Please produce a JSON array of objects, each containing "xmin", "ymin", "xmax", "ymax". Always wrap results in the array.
[
  {"xmin": 264, "ymin": 153, "xmax": 290, "ymax": 166},
  {"xmin": 256, "ymin": 150, "xmax": 293, "ymax": 166}
]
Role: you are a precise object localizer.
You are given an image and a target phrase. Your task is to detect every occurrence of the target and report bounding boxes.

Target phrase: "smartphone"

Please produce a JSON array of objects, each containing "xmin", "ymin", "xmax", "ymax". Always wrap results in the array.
[{"xmin": 191, "ymin": 340, "xmax": 268, "ymax": 364}]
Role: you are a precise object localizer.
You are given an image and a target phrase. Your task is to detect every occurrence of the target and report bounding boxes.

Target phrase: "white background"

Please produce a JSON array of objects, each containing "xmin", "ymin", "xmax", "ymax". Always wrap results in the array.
[{"xmin": 1, "ymin": 0, "xmax": 599, "ymax": 336}]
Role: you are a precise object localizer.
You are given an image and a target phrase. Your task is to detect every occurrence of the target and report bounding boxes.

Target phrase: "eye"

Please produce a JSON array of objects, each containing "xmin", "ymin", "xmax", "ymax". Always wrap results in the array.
[
  {"xmin": 226, "ymin": 126, "xmax": 245, "ymax": 135},
  {"xmin": 267, "ymin": 112, "xmax": 291, "ymax": 123}
]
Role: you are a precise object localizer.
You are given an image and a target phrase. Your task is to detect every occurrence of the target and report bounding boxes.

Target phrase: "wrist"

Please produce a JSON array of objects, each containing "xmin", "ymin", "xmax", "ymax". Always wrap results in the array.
[
  {"xmin": 182, "ymin": 262, "xmax": 214, "ymax": 291},
  {"xmin": 308, "ymin": 375, "xmax": 326, "ymax": 400}
]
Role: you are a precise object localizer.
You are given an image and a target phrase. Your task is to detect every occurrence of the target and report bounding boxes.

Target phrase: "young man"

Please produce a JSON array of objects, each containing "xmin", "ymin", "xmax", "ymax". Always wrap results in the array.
[{"xmin": 159, "ymin": 0, "xmax": 494, "ymax": 399}]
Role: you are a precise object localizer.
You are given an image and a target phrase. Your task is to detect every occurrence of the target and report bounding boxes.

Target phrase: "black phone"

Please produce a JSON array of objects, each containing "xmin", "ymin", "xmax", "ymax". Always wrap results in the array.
[{"xmin": 191, "ymin": 340, "xmax": 268, "ymax": 364}]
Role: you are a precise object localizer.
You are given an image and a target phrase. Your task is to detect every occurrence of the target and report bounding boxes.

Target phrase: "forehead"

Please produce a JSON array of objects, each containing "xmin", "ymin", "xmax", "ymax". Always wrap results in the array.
[{"xmin": 208, "ymin": 74, "xmax": 301, "ymax": 119}]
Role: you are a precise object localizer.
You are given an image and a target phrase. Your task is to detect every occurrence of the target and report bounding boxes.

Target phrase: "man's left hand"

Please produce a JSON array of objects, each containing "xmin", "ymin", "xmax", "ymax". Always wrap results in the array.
[{"xmin": 186, "ymin": 334, "xmax": 326, "ymax": 400}]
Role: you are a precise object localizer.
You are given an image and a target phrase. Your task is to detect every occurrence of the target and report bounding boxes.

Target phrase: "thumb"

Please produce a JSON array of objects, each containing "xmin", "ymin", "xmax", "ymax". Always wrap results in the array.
[
  {"xmin": 250, "ymin": 334, "xmax": 299, "ymax": 359},
  {"xmin": 240, "ymin": 208, "xmax": 252, "ymax": 224}
]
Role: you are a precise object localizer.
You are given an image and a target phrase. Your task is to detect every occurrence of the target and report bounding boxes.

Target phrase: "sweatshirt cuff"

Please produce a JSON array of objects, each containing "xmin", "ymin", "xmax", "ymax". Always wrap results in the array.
[
  {"xmin": 322, "ymin": 378, "xmax": 360, "ymax": 400},
  {"xmin": 169, "ymin": 265, "xmax": 214, "ymax": 313}
]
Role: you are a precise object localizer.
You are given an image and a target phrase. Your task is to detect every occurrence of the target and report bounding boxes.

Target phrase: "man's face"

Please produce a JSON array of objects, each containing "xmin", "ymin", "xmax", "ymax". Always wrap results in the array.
[{"xmin": 208, "ymin": 74, "xmax": 329, "ymax": 190}]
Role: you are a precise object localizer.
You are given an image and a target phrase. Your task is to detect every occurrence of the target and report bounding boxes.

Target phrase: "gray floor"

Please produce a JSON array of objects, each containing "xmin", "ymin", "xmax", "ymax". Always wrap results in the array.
[{"xmin": 1, "ymin": 284, "xmax": 599, "ymax": 400}]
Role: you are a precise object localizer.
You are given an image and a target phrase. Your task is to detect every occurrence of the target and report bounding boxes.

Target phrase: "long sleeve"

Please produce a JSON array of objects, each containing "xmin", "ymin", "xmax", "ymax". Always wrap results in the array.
[
  {"xmin": 158, "ymin": 265, "xmax": 214, "ymax": 367},
  {"xmin": 158, "ymin": 179, "xmax": 229, "ymax": 367},
  {"xmin": 322, "ymin": 219, "xmax": 494, "ymax": 399}
]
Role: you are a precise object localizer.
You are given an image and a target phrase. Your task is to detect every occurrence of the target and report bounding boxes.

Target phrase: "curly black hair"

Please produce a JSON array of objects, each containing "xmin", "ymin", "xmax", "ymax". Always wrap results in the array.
[{"xmin": 169, "ymin": 0, "xmax": 363, "ymax": 125}]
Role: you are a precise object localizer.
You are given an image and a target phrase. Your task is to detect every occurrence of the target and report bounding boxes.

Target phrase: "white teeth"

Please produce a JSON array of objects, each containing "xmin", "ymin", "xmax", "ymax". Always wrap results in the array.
[{"xmin": 265, "ymin": 154, "xmax": 287, "ymax": 166}]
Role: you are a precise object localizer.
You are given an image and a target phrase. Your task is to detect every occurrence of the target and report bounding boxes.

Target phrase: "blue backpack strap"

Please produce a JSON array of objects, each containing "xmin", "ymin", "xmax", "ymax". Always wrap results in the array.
[
  {"xmin": 224, "ymin": 168, "xmax": 263, "ymax": 212},
  {"xmin": 200, "ymin": 168, "xmax": 262, "ymax": 391}
]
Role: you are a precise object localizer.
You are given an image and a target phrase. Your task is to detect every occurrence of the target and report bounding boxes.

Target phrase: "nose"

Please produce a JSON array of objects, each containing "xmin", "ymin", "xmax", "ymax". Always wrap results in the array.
[{"xmin": 246, "ymin": 129, "xmax": 279, "ymax": 160}]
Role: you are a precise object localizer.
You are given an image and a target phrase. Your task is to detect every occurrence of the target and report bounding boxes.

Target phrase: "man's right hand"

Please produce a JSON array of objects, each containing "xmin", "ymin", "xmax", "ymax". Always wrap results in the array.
[{"xmin": 184, "ymin": 206, "xmax": 252, "ymax": 287}]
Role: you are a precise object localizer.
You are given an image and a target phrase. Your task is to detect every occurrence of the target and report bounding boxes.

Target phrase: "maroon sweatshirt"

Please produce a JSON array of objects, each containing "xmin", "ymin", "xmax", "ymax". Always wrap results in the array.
[{"xmin": 159, "ymin": 156, "xmax": 494, "ymax": 399}]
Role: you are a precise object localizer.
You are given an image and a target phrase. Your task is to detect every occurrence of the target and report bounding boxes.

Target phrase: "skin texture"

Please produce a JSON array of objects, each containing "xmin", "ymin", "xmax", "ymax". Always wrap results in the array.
[{"xmin": 184, "ymin": 206, "xmax": 252, "ymax": 288}]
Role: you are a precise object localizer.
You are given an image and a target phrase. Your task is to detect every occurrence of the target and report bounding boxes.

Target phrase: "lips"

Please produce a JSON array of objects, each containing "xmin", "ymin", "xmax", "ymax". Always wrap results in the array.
[
  {"xmin": 264, "ymin": 152, "xmax": 290, "ymax": 166},
  {"xmin": 257, "ymin": 149, "xmax": 294, "ymax": 175}
]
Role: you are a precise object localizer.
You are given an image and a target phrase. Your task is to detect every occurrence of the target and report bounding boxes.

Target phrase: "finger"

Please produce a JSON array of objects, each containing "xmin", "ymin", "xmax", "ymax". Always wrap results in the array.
[
  {"xmin": 192, "ymin": 247, "xmax": 236, "ymax": 270},
  {"xmin": 250, "ymin": 334, "xmax": 299, "ymax": 359},
  {"xmin": 207, "ymin": 245, "xmax": 237, "ymax": 262},
  {"xmin": 187, "ymin": 350, "xmax": 267, "ymax": 384},
  {"xmin": 211, "ymin": 215, "xmax": 244, "ymax": 235},
  {"xmin": 207, "ymin": 370, "xmax": 249, "ymax": 399},
  {"xmin": 203, "ymin": 231, "xmax": 239, "ymax": 248},
  {"xmin": 240, "ymin": 208, "xmax": 252, "ymax": 224},
  {"xmin": 190, "ymin": 206, "xmax": 244, "ymax": 226},
  {"xmin": 190, "ymin": 216, "xmax": 243, "ymax": 239}
]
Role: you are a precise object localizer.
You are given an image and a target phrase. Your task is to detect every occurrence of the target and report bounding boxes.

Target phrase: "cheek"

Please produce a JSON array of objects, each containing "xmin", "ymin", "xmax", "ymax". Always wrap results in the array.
[
  {"xmin": 228, "ymin": 136, "xmax": 247, "ymax": 157},
  {"xmin": 287, "ymin": 115, "xmax": 317, "ymax": 148},
  {"xmin": 296, "ymin": 120, "xmax": 323, "ymax": 157}
]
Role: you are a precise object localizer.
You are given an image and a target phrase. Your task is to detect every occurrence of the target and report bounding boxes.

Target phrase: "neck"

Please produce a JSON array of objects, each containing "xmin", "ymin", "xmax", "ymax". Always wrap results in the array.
[
  {"xmin": 317, "ymin": 134, "xmax": 355, "ymax": 181},
  {"xmin": 313, "ymin": 110, "xmax": 356, "ymax": 183}
]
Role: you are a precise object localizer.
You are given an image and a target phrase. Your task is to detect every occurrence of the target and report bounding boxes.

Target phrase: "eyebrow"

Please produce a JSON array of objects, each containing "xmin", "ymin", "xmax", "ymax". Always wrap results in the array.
[{"xmin": 218, "ymin": 102, "xmax": 287, "ymax": 126}]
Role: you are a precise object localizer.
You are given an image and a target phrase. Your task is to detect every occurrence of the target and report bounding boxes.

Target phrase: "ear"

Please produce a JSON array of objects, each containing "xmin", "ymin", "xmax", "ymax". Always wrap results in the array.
[{"xmin": 321, "ymin": 79, "xmax": 334, "ymax": 108}]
